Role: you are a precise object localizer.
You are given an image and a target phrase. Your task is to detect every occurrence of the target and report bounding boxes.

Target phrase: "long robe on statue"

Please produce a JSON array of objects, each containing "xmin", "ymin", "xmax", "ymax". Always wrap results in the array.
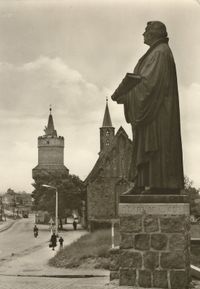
[{"xmin": 115, "ymin": 38, "xmax": 184, "ymax": 190}]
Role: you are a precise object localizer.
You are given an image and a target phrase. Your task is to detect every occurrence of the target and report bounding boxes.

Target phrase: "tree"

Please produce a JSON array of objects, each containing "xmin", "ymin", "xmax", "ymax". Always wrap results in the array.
[
  {"xmin": 183, "ymin": 176, "xmax": 200, "ymax": 216},
  {"xmin": 32, "ymin": 170, "xmax": 85, "ymax": 228}
]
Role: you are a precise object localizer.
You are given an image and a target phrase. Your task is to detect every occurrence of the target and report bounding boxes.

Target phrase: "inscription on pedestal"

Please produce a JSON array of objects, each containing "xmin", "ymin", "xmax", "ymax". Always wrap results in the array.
[{"xmin": 119, "ymin": 203, "xmax": 190, "ymax": 216}]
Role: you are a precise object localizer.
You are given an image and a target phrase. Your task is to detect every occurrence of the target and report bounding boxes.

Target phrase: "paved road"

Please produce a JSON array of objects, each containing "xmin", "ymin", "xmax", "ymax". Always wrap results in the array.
[
  {"xmin": 0, "ymin": 216, "xmax": 110, "ymax": 289},
  {"xmin": 0, "ymin": 215, "xmax": 49, "ymax": 261}
]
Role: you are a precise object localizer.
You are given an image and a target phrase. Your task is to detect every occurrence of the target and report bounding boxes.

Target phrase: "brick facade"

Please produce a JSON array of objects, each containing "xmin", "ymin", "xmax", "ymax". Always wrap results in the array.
[{"xmin": 85, "ymin": 126, "xmax": 132, "ymax": 230}]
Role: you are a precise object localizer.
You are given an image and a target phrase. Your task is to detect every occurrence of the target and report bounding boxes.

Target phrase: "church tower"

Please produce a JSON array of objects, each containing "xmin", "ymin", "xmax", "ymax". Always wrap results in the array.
[
  {"xmin": 32, "ymin": 107, "xmax": 69, "ymax": 178},
  {"xmin": 99, "ymin": 98, "xmax": 115, "ymax": 154}
]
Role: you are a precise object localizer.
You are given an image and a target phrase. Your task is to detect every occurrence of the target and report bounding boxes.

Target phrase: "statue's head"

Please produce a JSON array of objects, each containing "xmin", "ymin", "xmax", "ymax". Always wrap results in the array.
[{"xmin": 143, "ymin": 21, "xmax": 168, "ymax": 46}]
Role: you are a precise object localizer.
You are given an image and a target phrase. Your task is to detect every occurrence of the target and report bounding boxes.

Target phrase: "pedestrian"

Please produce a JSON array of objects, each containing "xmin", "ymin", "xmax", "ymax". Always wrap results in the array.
[
  {"xmin": 59, "ymin": 236, "xmax": 64, "ymax": 249},
  {"xmin": 33, "ymin": 224, "xmax": 39, "ymax": 238},
  {"xmin": 73, "ymin": 220, "xmax": 77, "ymax": 230},
  {"xmin": 50, "ymin": 232, "xmax": 57, "ymax": 250}
]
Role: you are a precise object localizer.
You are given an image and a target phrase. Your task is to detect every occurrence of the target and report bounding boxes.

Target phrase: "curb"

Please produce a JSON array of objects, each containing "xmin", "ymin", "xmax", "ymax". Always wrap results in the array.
[
  {"xmin": 0, "ymin": 273, "xmax": 109, "ymax": 278},
  {"xmin": 0, "ymin": 220, "xmax": 16, "ymax": 233}
]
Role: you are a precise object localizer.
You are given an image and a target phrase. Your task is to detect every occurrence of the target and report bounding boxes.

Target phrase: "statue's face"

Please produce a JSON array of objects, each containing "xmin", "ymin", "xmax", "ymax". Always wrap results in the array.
[
  {"xmin": 143, "ymin": 27, "xmax": 154, "ymax": 46},
  {"xmin": 143, "ymin": 25, "xmax": 158, "ymax": 46}
]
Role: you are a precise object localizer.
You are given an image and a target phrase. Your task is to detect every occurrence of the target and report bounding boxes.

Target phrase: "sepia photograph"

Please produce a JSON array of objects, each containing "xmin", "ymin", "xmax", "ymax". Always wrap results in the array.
[{"xmin": 0, "ymin": 0, "xmax": 200, "ymax": 288}]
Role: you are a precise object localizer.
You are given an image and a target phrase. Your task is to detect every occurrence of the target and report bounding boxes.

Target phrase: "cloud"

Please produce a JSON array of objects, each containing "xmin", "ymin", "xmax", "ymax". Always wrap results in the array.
[
  {"xmin": 0, "ymin": 56, "xmax": 107, "ymax": 119},
  {"xmin": 1, "ymin": 57, "xmax": 200, "ymax": 193},
  {"xmin": 0, "ymin": 57, "xmax": 109, "ymax": 192}
]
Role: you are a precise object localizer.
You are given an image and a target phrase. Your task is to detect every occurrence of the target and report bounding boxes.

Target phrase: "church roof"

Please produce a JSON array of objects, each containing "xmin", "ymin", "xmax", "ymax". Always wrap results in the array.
[
  {"xmin": 44, "ymin": 107, "xmax": 57, "ymax": 137},
  {"xmin": 84, "ymin": 126, "xmax": 132, "ymax": 184},
  {"xmin": 102, "ymin": 98, "xmax": 112, "ymax": 127}
]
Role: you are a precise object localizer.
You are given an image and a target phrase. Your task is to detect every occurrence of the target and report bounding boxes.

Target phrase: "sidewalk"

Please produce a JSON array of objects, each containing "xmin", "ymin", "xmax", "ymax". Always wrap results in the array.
[
  {"xmin": 0, "ymin": 223, "xmax": 112, "ymax": 289},
  {"xmin": 0, "ymin": 218, "xmax": 17, "ymax": 233},
  {"xmin": 0, "ymin": 223, "xmax": 109, "ymax": 278}
]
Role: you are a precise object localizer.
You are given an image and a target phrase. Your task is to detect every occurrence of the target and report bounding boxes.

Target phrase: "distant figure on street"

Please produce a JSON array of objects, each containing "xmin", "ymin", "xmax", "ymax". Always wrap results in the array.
[
  {"xmin": 50, "ymin": 232, "xmax": 57, "ymax": 250},
  {"xmin": 73, "ymin": 220, "xmax": 77, "ymax": 230},
  {"xmin": 59, "ymin": 236, "xmax": 64, "ymax": 249},
  {"xmin": 33, "ymin": 225, "xmax": 39, "ymax": 238}
]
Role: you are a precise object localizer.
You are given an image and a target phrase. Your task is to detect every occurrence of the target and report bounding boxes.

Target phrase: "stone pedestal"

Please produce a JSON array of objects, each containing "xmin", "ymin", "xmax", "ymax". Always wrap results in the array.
[{"xmin": 118, "ymin": 194, "xmax": 190, "ymax": 289}]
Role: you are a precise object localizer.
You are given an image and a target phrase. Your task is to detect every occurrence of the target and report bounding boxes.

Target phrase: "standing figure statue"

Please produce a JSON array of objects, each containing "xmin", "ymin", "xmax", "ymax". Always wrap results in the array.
[{"xmin": 112, "ymin": 21, "xmax": 184, "ymax": 194}]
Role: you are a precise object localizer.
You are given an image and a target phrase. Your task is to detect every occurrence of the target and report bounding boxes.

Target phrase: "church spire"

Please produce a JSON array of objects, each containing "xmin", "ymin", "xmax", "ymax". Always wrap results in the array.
[
  {"xmin": 102, "ymin": 97, "xmax": 112, "ymax": 127},
  {"xmin": 44, "ymin": 106, "xmax": 57, "ymax": 137},
  {"xmin": 100, "ymin": 97, "xmax": 115, "ymax": 153}
]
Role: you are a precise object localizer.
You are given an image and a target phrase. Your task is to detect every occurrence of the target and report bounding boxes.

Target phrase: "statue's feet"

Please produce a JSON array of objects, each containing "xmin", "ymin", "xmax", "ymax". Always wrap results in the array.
[
  {"xmin": 122, "ymin": 186, "xmax": 144, "ymax": 195},
  {"xmin": 140, "ymin": 188, "xmax": 181, "ymax": 195}
]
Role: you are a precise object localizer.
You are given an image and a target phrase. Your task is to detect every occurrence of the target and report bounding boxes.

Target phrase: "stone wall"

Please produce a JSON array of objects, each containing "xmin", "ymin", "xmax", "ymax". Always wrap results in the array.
[
  {"xmin": 110, "ymin": 195, "xmax": 191, "ymax": 289},
  {"xmin": 87, "ymin": 178, "xmax": 116, "ymax": 224}
]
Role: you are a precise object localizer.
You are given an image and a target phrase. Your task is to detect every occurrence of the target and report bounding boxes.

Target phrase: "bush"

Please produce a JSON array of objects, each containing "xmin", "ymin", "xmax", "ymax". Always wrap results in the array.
[{"xmin": 49, "ymin": 228, "xmax": 119, "ymax": 269}]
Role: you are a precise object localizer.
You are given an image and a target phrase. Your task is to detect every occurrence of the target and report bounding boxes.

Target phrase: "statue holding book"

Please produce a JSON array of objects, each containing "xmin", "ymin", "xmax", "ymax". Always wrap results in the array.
[{"xmin": 112, "ymin": 21, "xmax": 184, "ymax": 194}]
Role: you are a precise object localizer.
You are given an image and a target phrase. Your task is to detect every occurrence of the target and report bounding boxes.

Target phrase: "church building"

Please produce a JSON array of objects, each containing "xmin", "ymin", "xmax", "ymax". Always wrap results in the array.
[
  {"xmin": 32, "ymin": 108, "xmax": 69, "ymax": 179},
  {"xmin": 85, "ymin": 99, "xmax": 133, "ymax": 231}
]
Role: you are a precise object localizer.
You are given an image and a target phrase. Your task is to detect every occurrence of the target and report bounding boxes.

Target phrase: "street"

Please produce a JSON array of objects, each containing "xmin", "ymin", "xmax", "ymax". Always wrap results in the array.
[
  {"xmin": 0, "ymin": 215, "xmax": 48, "ymax": 261},
  {"xmin": 0, "ymin": 215, "xmax": 111, "ymax": 289}
]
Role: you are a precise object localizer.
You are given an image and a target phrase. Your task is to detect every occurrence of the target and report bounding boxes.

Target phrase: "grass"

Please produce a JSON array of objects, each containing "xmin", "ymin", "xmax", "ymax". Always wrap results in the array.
[
  {"xmin": 49, "ymin": 224, "xmax": 200, "ymax": 270},
  {"xmin": 49, "ymin": 228, "xmax": 120, "ymax": 269}
]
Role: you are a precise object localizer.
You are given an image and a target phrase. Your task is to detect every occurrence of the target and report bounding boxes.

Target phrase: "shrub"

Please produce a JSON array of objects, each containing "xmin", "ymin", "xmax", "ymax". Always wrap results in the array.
[{"xmin": 49, "ymin": 228, "xmax": 119, "ymax": 269}]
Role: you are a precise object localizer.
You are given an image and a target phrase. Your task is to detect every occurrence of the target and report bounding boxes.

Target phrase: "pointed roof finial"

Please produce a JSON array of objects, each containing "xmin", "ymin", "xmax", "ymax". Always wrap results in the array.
[
  {"xmin": 102, "ymin": 97, "xmax": 112, "ymax": 127},
  {"xmin": 44, "ymin": 105, "xmax": 57, "ymax": 137}
]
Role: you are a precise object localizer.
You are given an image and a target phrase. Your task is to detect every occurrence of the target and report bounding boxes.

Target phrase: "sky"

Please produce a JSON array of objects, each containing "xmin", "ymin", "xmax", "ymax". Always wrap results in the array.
[{"xmin": 0, "ymin": 0, "xmax": 200, "ymax": 193}]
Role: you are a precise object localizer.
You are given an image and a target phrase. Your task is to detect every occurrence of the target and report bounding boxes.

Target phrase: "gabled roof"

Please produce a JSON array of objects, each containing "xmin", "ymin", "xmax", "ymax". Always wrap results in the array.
[{"xmin": 84, "ymin": 126, "xmax": 132, "ymax": 184}]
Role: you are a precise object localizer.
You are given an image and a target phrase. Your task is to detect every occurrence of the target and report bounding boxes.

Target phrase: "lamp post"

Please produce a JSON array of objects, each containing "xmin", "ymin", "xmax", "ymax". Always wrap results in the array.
[{"xmin": 42, "ymin": 184, "xmax": 58, "ymax": 236}]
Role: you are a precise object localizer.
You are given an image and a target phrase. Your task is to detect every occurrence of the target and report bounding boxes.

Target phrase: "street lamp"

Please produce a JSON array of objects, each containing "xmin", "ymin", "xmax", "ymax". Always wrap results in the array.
[{"xmin": 42, "ymin": 184, "xmax": 58, "ymax": 236}]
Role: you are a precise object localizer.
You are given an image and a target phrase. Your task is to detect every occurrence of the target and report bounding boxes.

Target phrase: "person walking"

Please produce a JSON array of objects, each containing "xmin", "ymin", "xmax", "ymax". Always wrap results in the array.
[
  {"xmin": 33, "ymin": 225, "xmax": 39, "ymax": 238},
  {"xmin": 50, "ymin": 232, "xmax": 57, "ymax": 250},
  {"xmin": 73, "ymin": 220, "xmax": 77, "ymax": 230},
  {"xmin": 59, "ymin": 236, "xmax": 64, "ymax": 249}
]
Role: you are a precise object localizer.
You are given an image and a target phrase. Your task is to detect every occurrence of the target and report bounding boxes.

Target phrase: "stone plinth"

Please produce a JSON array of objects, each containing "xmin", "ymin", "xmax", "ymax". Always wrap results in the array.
[{"xmin": 118, "ymin": 194, "xmax": 190, "ymax": 289}]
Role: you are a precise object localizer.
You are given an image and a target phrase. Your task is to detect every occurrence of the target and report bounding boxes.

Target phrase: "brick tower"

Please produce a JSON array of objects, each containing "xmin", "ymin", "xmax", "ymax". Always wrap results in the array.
[
  {"xmin": 32, "ymin": 107, "xmax": 69, "ymax": 178},
  {"xmin": 99, "ymin": 97, "xmax": 115, "ymax": 154}
]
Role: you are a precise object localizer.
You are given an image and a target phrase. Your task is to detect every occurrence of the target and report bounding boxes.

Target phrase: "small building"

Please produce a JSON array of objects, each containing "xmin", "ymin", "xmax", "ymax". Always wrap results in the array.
[
  {"xmin": 35, "ymin": 210, "xmax": 50, "ymax": 224},
  {"xmin": 85, "ymin": 99, "xmax": 133, "ymax": 231},
  {"xmin": 2, "ymin": 189, "xmax": 32, "ymax": 217}
]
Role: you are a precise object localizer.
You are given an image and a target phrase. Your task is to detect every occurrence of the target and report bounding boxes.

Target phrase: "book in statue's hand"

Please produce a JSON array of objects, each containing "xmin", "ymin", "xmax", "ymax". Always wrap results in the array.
[{"xmin": 111, "ymin": 73, "xmax": 141, "ymax": 101}]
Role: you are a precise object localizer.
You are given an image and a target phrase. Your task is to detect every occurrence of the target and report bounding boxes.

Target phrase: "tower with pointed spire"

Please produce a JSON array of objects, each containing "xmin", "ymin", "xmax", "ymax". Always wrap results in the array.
[
  {"xmin": 32, "ymin": 107, "xmax": 69, "ymax": 178},
  {"xmin": 99, "ymin": 98, "xmax": 115, "ymax": 153},
  {"xmin": 85, "ymin": 98, "xmax": 133, "ymax": 231}
]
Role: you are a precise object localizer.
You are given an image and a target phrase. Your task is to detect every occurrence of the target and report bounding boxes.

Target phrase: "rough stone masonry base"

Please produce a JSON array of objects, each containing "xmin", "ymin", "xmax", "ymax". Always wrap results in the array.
[{"xmin": 110, "ymin": 194, "xmax": 190, "ymax": 289}]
